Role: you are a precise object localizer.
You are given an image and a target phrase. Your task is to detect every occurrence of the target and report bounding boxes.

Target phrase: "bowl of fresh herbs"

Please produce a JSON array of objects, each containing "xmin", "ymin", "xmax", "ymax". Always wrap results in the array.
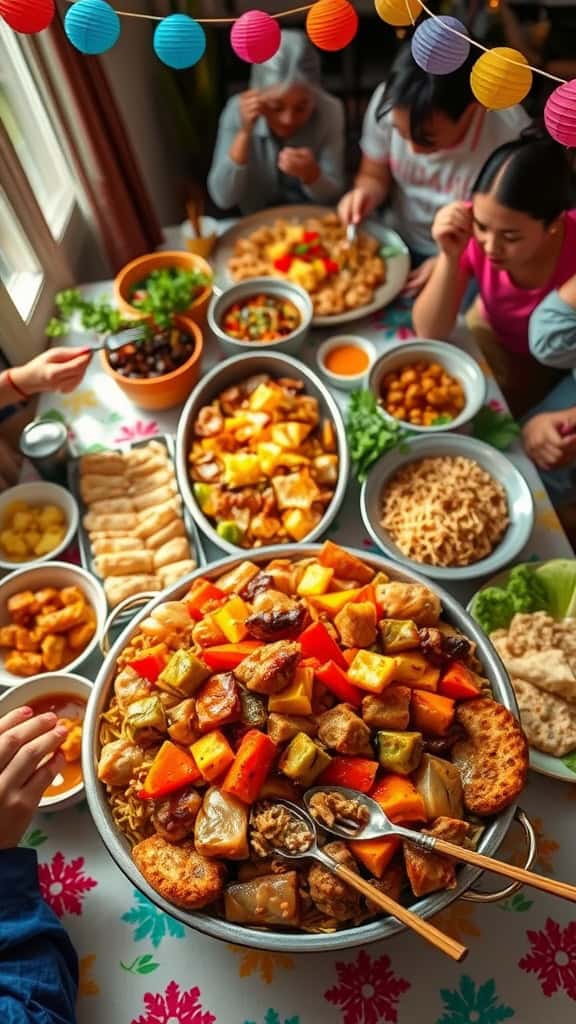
[{"xmin": 113, "ymin": 250, "xmax": 213, "ymax": 327}]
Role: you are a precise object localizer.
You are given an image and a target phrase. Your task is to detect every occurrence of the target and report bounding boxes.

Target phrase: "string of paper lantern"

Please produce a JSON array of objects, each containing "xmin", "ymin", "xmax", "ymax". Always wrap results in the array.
[{"xmin": 1, "ymin": 0, "xmax": 575, "ymax": 145}]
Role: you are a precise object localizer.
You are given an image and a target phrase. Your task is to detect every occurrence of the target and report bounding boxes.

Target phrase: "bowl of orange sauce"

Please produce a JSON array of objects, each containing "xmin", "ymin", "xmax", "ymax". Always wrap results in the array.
[
  {"xmin": 0, "ymin": 672, "xmax": 91, "ymax": 810},
  {"xmin": 316, "ymin": 335, "xmax": 376, "ymax": 391}
]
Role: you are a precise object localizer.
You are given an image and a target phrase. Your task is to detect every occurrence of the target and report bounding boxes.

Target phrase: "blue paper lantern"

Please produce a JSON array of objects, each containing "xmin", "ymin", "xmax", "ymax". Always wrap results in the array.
[
  {"xmin": 153, "ymin": 14, "xmax": 206, "ymax": 70},
  {"xmin": 64, "ymin": 0, "xmax": 120, "ymax": 55},
  {"xmin": 411, "ymin": 16, "xmax": 470, "ymax": 75}
]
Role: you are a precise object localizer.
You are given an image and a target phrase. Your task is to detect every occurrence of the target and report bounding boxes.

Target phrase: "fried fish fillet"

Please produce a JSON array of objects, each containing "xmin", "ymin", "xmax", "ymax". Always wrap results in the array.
[
  {"xmin": 451, "ymin": 698, "xmax": 528, "ymax": 816},
  {"xmin": 132, "ymin": 835, "xmax": 226, "ymax": 910}
]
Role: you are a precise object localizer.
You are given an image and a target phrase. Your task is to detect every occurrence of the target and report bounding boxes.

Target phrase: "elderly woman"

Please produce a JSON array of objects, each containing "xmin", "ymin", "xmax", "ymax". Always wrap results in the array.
[{"xmin": 207, "ymin": 30, "xmax": 345, "ymax": 214}]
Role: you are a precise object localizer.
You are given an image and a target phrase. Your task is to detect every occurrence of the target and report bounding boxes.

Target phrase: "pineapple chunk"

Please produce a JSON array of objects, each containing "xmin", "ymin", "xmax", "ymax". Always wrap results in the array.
[
  {"xmin": 38, "ymin": 505, "xmax": 64, "ymax": 528},
  {"xmin": 272, "ymin": 469, "xmax": 321, "ymax": 511},
  {"xmin": 222, "ymin": 453, "xmax": 262, "ymax": 488},
  {"xmin": 249, "ymin": 382, "xmax": 283, "ymax": 413},
  {"xmin": 297, "ymin": 564, "xmax": 334, "ymax": 596},
  {"xmin": 270, "ymin": 422, "xmax": 313, "ymax": 449},
  {"xmin": 282, "ymin": 507, "xmax": 322, "ymax": 541},
  {"xmin": 269, "ymin": 667, "xmax": 313, "ymax": 716}
]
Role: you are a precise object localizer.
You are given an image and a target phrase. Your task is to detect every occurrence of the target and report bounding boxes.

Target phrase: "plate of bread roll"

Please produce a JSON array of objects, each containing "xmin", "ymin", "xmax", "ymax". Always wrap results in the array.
[{"xmin": 71, "ymin": 437, "xmax": 204, "ymax": 611}]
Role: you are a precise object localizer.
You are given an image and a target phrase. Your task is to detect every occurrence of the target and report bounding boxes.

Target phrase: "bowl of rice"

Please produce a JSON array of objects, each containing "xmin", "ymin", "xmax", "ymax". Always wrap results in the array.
[{"xmin": 360, "ymin": 434, "xmax": 534, "ymax": 581}]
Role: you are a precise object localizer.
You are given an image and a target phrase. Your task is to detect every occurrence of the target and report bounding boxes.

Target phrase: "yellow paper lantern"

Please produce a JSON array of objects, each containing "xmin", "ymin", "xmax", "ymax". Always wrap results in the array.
[
  {"xmin": 374, "ymin": 0, "xmax": 422, "ymax": 29},
  {"xmin": 470, "ymin": 47, "xmax": 532, "ymax": 110}
]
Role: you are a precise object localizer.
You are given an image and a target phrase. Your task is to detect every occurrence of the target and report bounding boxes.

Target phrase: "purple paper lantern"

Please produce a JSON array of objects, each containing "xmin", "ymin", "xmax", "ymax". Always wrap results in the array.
[
  {"xmin": 411, "ymin": 16, "xmax": 470, "ymax": 75},
  {"xmin": 544, "ymin": 80, "xmax": 576, "ymax": 147}
]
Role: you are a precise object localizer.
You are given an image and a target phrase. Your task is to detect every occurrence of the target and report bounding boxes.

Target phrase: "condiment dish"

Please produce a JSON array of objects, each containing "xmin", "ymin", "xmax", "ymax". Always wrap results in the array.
[{"xmin": 316, "ymin": 335, "xmax": 376, "ymax": 391}]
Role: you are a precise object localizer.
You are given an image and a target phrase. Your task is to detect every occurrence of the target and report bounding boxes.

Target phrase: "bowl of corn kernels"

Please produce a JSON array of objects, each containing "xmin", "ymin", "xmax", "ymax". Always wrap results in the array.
[
  {"xmin": 368, "ymin": 340, "xmax": 486, "ymax": 433},
  {"xmin": 0, "ymin": 482, "xmax": 79, "ymax": 570}
]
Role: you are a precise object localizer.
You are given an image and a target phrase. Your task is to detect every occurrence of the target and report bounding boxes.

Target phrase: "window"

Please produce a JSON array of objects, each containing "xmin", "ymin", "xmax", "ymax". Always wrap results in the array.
[
  {"xmin": 0, "ymin": 22, "xmax": 74, "ymax": 239},
  {"xmin": 0, "ymin": 24, "xmax": 90, "ymax": 362}
]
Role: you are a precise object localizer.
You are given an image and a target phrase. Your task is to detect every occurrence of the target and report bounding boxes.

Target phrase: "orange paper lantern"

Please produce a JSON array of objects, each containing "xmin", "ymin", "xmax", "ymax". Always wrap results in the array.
[
  {"xmin": 306, "ymin": 0, "xmax": 358, "ymax": 52},
  {"xmin": 470, "ymin": 47, "xmax": 532, "ymax": 110},
  {"xmin": 374, "ymin": 0, "xmax": 422, "ymax": 29}
]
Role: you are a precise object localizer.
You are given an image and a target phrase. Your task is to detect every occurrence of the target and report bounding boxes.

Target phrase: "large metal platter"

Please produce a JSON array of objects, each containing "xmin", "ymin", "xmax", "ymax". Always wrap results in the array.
[{"xmin": 210, "ymin": 204, "xmax": 410, "ymax": 326}]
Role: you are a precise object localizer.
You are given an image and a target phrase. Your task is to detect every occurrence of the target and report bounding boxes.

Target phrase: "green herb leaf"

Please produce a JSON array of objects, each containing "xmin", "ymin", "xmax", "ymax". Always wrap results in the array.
[
  {"xmin": 473, "ymin": 405, "xmax": 520, "ymax": 450},
  {"xmin": 22, "ymin": 828, "xmax": 48, "ymax": 848},
  {"xmin": 346, "ymin": 390, "xmax": 406, "ymax": 482},
  {"xmin": 129, "ymin": 267, "xmax": 211, "ymax": 330},
  {"xmin": 119, "ymin": 954, "xmax": 160, "ymax": 975},
  {"xmin": 562, "ymin": 749, "xmax": 576, "ymax": 774},
  {"xmin": 430, "ymin": 414, "xmax": 453, "ymax": 426}
]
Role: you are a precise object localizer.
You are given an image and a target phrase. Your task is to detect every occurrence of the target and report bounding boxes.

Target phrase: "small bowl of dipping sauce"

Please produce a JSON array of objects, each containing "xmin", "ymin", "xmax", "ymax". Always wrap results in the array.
[{"xmin": 317, "ymin": 335, "xmax": 376, "ymax": 391}]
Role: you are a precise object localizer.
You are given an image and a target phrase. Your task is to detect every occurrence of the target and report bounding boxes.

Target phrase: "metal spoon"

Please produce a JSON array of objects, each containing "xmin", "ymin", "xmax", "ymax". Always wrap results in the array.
[
  {"xmin": 266, "ymin": 799, "xmax": 467, "ymax": 961},
  {"xmin": 305, "ymin": 786, "xmax": 576, "ymax": 905},
  {"xmin": 88, "ymin": 326, "xmax": 147, "ymax": 353}
]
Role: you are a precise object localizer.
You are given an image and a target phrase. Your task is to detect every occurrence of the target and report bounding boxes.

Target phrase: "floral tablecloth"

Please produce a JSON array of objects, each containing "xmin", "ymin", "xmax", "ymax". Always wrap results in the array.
[{"xmin": 26, "ymin": 283, "xmax": 576, "ymax": 1024}]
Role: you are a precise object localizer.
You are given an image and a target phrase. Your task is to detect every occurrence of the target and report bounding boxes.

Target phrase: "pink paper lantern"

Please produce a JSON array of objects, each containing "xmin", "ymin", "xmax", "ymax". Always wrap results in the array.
[
  {"xmin": 231, "ymin": 9, "xmax": 281, "ymax": 65},
  {"xmin": 0, "ymin": 0, "xmax": 54, "ymax": 33},
  {"xmin": 544, "ymin": 80, "xmax": 576, "ymax": 148}
]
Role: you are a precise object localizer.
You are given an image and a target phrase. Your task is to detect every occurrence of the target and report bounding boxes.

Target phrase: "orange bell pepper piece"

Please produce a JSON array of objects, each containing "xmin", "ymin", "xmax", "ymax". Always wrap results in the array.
[
  {"xmin": 187, "ymin": 580, "xmax": 226, "ymax": 620},
  {"xmin": 411, "ymin": 690, "xmax": 455, "ymax": 736},
  {"xmin": 190, "ymin": 730, "xmax": 235, "ymax": 782},
  {"xmin": 201, "ymin": 641, "xmax": 263, "ymax": 671},
  {"xmin": 438, "ymin": 661, "xmax": 480, "ymax": 701},
  {"xmin": 314, "ymin": 660, "xmax": 362, "ymax": 707},
  {"xmin": 371, "ymin": 774, "xmax": 426, "ymax": 824},
  {"xmin": 350, "ymin": 835, "xmax": 401, "ymax": 878},
  {"xmin": 138, "ymin": 741, "xmax": 200, "ymax": 800}
]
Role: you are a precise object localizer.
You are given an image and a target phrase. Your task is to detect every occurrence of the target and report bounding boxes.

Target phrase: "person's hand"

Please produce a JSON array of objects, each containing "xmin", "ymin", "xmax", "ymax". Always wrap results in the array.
[
  {"xmin": 277, "ymin": 147, "xmax": 319, "ymax": 186},
  {"xmin": 11, "ymin": 347, "xmax": 91, "ymax": 397},
  {"xmin": 402, "ymin": 256, "xmax": 438, "ymax": 296},
  {"xmin": 0, "ymin": 707, "xmax": 67, "ymax": 850},
  {"xmin": 338, "ymin": 184, "xmax": 382, "ymax": 226},
  {"xmin": 238, "ymin": 90, "xmax": 263, "ymax": 132},
  {"xmin": 432, "ymin": 202, "xmax": 473, "ymax": 261},
  {"xmin": 0, "ymin": 438, "xmax": 22, "ymax": 492},
  {"xmin": 522, "ymin": 408, "xmax": 576, "ymax": 471}
]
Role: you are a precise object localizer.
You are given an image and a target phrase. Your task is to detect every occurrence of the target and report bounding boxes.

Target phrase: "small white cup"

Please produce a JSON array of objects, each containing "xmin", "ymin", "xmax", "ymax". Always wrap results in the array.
[{"xmin": 316, "ymin": 335, "xmax": 376, "ymax": 391}]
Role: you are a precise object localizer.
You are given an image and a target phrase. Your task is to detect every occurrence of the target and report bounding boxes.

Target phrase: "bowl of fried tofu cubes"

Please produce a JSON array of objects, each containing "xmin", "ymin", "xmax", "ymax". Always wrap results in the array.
[
  {"xmin": 0, "ymin": 482, "xmax": 79, "ymax": 570},
  {"xmin": 0, "ymin": 562, "xmax": 106, "ymax": 687},
  {"xmin": 0, "ymin": 671, "xmax": 91, "ymax": 809}
]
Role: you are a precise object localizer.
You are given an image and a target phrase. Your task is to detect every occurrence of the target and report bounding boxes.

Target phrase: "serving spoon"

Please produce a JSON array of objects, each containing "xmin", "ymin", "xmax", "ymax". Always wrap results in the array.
[
  {"xmin": 267, "ymin": 799, "xmax": 467, "ymax": 962},
  {"xmin": 305, "ymin": 786, "xmax": 576, "ymax": 904},
  {"xmin": 88, "ymin": 326, "xmax": 147, "ymax": 353}
]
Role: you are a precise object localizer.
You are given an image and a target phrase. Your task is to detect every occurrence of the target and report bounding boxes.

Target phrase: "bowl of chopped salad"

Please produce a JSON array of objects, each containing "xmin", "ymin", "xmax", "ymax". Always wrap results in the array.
[{"xmin": 208, "ymin": 278, "xmax": 313, "ymax": 357}]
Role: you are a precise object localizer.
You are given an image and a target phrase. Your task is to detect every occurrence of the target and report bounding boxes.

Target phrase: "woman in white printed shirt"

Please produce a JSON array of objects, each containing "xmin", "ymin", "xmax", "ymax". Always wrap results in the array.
[{"xmin": 338, "ymin": 42, "xmax": 530, "ymax": 293}]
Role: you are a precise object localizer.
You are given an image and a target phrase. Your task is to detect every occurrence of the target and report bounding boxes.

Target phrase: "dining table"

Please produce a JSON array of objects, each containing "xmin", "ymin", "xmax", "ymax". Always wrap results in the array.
[{"xmin": 20, "ymin": 244, "xmax": 576, "ymax": 1024}]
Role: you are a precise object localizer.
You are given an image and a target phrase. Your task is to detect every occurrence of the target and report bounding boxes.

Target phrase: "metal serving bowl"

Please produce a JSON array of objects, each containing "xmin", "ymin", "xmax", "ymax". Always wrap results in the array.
[
  {"xmin": 361, "ymin": 434, "xmax": 534, "ymax": 582},
  {"xmin": 174, "ymin": 351, "xmax": 349, "ymax": 555},
  {"xmin": 82, "ymin": 545, "xmax": 533, "ymax": 953},
  {"xmin": 368, "ymin": 340, "xmax": 486, "ymax": 434},
  {"xmin": 208, "ymin": 277, "xmax": 313, "ymax": 357}
]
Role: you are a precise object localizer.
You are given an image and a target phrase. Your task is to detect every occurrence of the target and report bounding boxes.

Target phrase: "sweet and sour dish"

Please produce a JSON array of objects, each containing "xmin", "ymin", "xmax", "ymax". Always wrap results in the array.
[
  {"xmin": 97, "ymin": 542, "xmax": 528, "ymax": 933},
  {"xmin": 188, "ymin": 373, "xmax": 338, "ymax": 548},
  {"xmin": 227, "ymin": 214, "xmax": 386, "ymax": 317}
]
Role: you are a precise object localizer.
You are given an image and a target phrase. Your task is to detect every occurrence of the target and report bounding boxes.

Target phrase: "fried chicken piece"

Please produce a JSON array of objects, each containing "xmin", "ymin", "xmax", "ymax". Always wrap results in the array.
[
  {"xmin": 132, "ymin": 836, "xmax": 226, "ymax": 910},
  {"xmin": 36, "ymin": 601, "xmax": 85, "ymax": 635},
  {"xmin": 235, "ymin": 640, "xmax": 300, "ymax": 695},
  {"xmin": 97, "ymin": 738, "xmax": 146, "ymax": 786},
  {"xmin": 4, "ymin": 650, "xmax": 43, "ymax": 676}
]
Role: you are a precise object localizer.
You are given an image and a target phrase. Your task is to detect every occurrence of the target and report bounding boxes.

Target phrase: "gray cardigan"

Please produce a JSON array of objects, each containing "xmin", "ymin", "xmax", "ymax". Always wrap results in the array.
[{"xmin": 207, "ymin": 91, "xmax": 345, "ymax": 214}]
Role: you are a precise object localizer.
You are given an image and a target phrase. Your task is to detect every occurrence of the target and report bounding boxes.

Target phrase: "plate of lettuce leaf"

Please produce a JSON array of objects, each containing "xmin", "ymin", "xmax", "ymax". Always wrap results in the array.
[{"xmin": 469, "ymin": 560, "xmax": 576, "ymax": 782}]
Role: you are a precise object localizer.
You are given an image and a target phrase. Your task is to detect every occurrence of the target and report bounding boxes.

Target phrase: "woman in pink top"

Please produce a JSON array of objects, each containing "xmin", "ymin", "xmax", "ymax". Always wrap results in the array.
[{"xmin": 412, "ymin": 138, "xmax": 576, "ymax": 414}]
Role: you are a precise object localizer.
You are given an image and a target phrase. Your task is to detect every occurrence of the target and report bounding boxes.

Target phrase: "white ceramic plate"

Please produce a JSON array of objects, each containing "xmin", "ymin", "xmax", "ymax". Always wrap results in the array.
[
  {"xmin": 469, "ymin": 561, "xmax": 576, "ymax": 783},
  {"xmin": 209, "ymin": 204, "xmax": 410, "ymax": 326}
]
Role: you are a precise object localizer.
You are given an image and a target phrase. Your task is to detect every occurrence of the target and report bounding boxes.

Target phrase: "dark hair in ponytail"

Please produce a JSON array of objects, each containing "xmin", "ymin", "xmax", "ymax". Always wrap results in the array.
[{"xmin": 472, "ymin": 135, "xmax": 572, "ymax": 225}]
